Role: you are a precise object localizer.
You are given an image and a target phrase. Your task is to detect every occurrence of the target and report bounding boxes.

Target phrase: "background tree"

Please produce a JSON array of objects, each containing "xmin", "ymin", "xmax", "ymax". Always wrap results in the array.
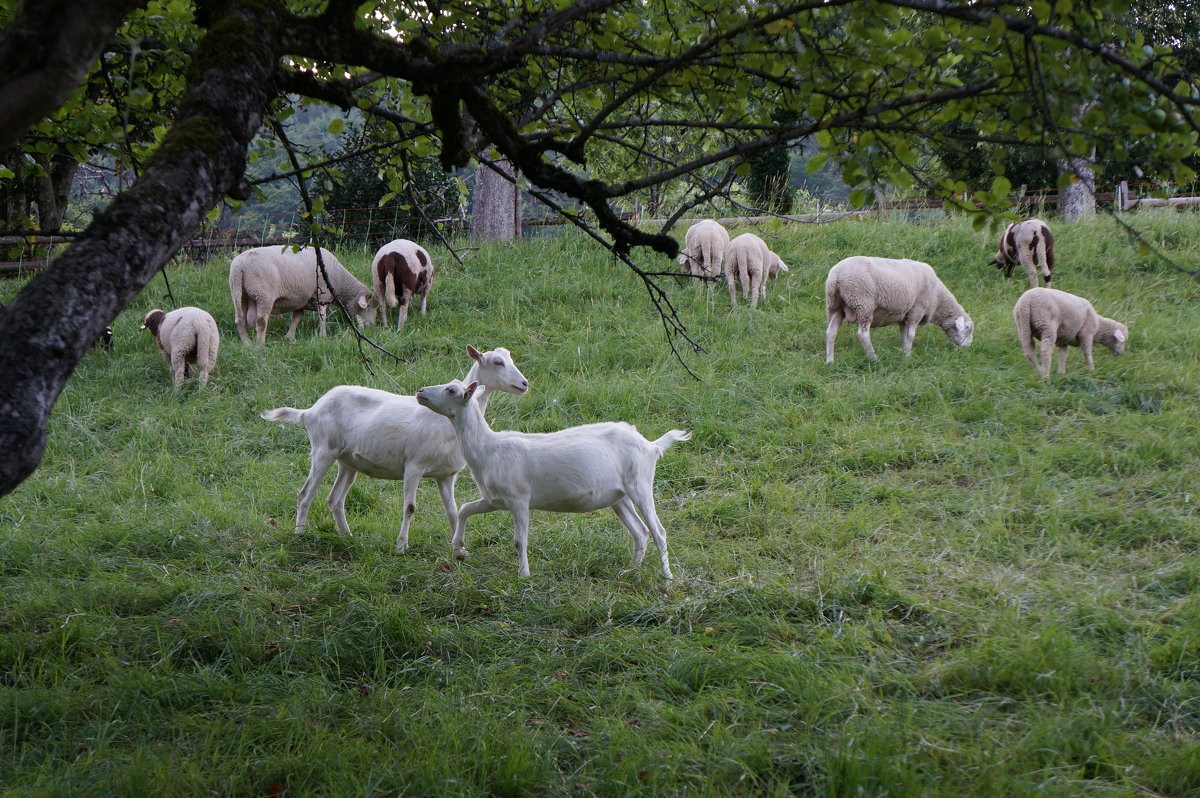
[{"xmin": 0, "ymin": 0, "xmax": 1197, "ymax": 495}]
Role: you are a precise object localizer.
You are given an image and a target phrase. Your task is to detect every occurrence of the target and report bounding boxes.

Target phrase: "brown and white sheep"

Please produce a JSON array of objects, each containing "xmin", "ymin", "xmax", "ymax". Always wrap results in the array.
[
  {"xmin": 824, "ymin": 256, "xmax": 973, "ymax": 363},
  {"xmin": 992, "ymin": 218, "xmax": 1055, "ymax": 288},
  {"xmin": 1013, "ymin": 287, "xmax": 1127, "ymax": 377},
  {"xmin": 229, "ymin": 245, "xmax": 378, "ymax": 345},
  {"xmin": 677, "ymin": 220, "xmax": 730, "ymax": 280},
  {"xmin": 142, "ymin": 307, "xmax": 220, "ymax": 389},
  {"xmin": 724, "ymin": 233, "xmax": 789, "ymax": 309},
  {"xmin": 371, "ymin": 239, "xmax": 434, "ymax": 333}
]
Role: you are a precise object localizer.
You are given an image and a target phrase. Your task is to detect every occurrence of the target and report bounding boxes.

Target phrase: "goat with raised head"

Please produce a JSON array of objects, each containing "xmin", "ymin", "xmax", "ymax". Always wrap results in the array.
[
  {"xmin": 262, "ymin": 346, "xmax": 529, "ymax": 555},
  {"xmin": 416, "ymin": 379, "xmax": 690, "ymax": 579}
]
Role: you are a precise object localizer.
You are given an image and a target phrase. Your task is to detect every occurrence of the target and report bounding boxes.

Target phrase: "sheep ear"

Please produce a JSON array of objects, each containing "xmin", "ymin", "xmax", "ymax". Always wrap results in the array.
[
  {"xmin": 464, "ymin": 381, "xmax": 479, "ymax": 400},
  {"xmin": 467, "ymin": 344, "xmax": 482, "ymax": 361},
  {"xmin": 955, "ymin": 316, "xmax": 967, "ymax": 332},
  {"xmin": 357, "ymin": 295, "xmax": 369, "ymax": 309},
  {"xmin": 1114, "ymin": 329, "xmax": 1126, "ymax": 343}
]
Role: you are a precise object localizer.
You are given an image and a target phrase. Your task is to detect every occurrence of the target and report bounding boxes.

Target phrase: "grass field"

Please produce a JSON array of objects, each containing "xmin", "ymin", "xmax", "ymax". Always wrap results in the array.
[{"xmin": 2, "ymin": 211, "xmax": 1199, "ymax": 796}]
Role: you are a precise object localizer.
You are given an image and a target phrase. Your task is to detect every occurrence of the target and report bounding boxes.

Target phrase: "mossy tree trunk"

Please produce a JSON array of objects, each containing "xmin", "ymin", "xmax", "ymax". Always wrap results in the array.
[{"xmin": 0, "ymin": 0, "xmax": 277, "ymax": 496}]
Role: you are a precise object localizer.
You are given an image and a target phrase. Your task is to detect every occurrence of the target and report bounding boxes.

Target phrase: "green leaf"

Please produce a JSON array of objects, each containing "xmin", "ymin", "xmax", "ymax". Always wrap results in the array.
[
  {"xmin": 328, "ymin": 117, "xmax": 345, "ymax": 135},
  {"xmin": 991, "ymin": 176, "xmax": 1012, "ymax": 196}
]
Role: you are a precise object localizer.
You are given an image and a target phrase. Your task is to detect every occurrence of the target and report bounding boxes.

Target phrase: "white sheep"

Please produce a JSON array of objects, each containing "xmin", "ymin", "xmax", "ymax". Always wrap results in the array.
[
  {"xmin": 992, "ymin": 218, "xmax": 1055, "ymax": 288},
  {"xmin": 261, "ymin": 345, "xmax": 529, "ymax": 555},
  {"xmin": 724, "ymin": 233, "xmax": 789, "ymax": 308},
  {"xmin": 1013, "ymin": 287, "xmax": 1128, "ymax": 377},
  {"xmin": 142, "ymin": 307, "xmax": 220, "ymax": 390},
  {"xmin": 372, "ymin": 239, "xmax": 434, "ymax": 332},
  {"xmin": 229, "ymin": 245, "xmax": 378, "ymax": 345},
  {"xmin": 824, "ymin": 256, "xmax": 974, "ymax": 363},
  {"xmin": 416, "ymin": 379, "xmax": 690, "ymax": 579},
  {"xmin": 676, "ymin": 219, "xmax": 730, "ymax": 280}
]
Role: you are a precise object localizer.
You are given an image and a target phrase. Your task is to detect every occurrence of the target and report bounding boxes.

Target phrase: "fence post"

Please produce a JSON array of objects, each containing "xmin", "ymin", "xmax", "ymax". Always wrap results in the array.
[{"xmin": 1118, "ymin": 180, "xmax": 1128, "ymax": 212}]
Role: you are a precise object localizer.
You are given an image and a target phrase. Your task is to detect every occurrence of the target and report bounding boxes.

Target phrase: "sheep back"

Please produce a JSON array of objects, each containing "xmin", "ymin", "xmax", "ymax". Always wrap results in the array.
[
  {"xmin": 678, "ymin": 220, "xmax": 730, "ymax": 277},
  {"xmin": 143, "ymin": 307, "xmax": 219, "ymax": 388},
  {"xmin": 825, "ymin": 256, "xmax": 965, "ymax": 329},
  {"xmin": 230, "ymin": 246, "xmax": 375, "ymax": 320},
  {"xmin": 1012, "ymin": 287, "xmax": 1126, "ymax": 349},
  {"xmin": 725, "ymin": 233, "xmax": 788, "ymax": 307}
]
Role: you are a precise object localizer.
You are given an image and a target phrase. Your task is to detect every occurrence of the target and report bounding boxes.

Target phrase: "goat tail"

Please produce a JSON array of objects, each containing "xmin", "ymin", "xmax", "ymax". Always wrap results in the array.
[
  {"xmin": 652, "ymin": 429, "xmax": 692, "ymax": 451},
  {"xmin": 261, "ymin": 407, "xmax": 304, "ymax": 425}
]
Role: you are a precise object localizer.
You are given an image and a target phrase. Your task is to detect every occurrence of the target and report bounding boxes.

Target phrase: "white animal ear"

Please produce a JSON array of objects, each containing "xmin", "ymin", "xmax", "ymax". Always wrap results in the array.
[
  {"xmin": 1114, "ymin": 329, "xmax": 1126, "ymax": 343},
  {"xmin": 467, "ymin": 344, "xmax": 482, "ymax": 361},
  {"xmin": 778, "ymin": 259, "xmax": 789, "ymax": 272},
  {"xmin": 955, "ymin": 316, "xmax": 967, "ymax": 332},
  {"xmin": 357, "ymin": 296, "xmax": 368, "ymax": 309},
  {"xmin": 464, "ymin": 381, "xmax": 479, "ymax": 401}
]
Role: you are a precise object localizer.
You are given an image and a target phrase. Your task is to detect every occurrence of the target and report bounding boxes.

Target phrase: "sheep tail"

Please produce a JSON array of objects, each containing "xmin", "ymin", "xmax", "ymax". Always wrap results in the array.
[
  {"xmin": 261, "ymin": 407, "xmax": 304, "ymax": 425},
  {"xmin": 652, "ymin": 429, "xmax": 692, "ymax": 451}
]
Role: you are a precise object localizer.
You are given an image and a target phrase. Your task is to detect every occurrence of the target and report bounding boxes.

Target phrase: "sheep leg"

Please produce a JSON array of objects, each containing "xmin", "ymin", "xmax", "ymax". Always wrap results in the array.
[
  {"xmin": 1038, "ymin": 333, "xmax": 1055, "ymax": 378},
  {"xmin": 393, "ymin": 465, "xmax": 423, "ymax": 554},
  {"xmin": 316, "ymin": 303, "xmax": 329, "ymax": 337},
  {"xmin": 434, "ymin": 474, "xmax": 462, "ymax": 557},
  {"xmin": 326, "ymin": 463, "xmax": 358, "ymax": 536},
  {"xmin": 286, "ymin": 311, "xmax": 304, "ymax": 341},
  {"xmin": 1057, "ymin": 346, "xmax": 1070, "ymax": 374},
  {"xmin": 1018, "ymin": 249, "xmax": 1039, "ymax": 289},
  {"xmin": 612, "ymin": 497, "xmax": 649, "ymax": 566},
  {"xmin": 296, "ymin": 450, "xmax": 336, "ymax": 532},
  {"xmin": 170, "ymin": 350, "xmax": 187, "ymax": 390},
  {"xmin": 395, "ymin": 296, "xmax": 410, "ymax": 333},
  {"xmin": 899, "ymin": 320, "xmax": 919, "ymax": 355},
  {"xmin": 1081, "ymin": 336, "xmax": 1095, "ymax": 370},
  {"xmin": 236, "ymin": 303, "xmax": 253, "ymax": 345},
  {"xmin": 626, "ymin": 483, "xmax": 672, "ymax": 579},
  {"xmin": 856, "ymin": 321, "xmax": 878, "ymax": 360},
  {"xmin": 376, "ymin": 292, "xmax": 389, "ymax": 329},
  {"xmin": 726, "ymin": 265, "xmax": 738, "ymax": 307},
  {"xmin": 419, "ymin": 291, "xmax": 428, "ymax": 316},
  {"xmin": 456, "ymin": 497, "xmax": 498, "ymax": 560},
  {"xmin": 749, "ymin": 269, "xmax": 763, "ymax": 310},
  {"xmin": 255, "ymin": 302, "xmax": 272, "ymax": 345},
  {"xmin": 825, "ymin": 312, "xmax": 843, "ymax": 364},
  {"xmin": 1020, "ymin": 331, "xmax": 1039, "ymax": 369},
  {"xmin": 511, "ymin": 503, "xmax": 532, "ymax": 578}
]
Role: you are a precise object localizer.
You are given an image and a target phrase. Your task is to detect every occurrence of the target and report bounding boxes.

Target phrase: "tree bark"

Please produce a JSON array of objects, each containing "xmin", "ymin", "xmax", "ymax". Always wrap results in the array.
[
  {"xmin": 0, "ymin": 0, "xmax": 279, "ymax": 496},
  {"xmin": 1057, "ymin": 154, "xmax": 1096, "ymax": 221},
  {"xmin": 470, "ymin": 157, "xmax": 521, "ymax": 241},
  {"xmin": 0, "ymin": 0, "xmax": 145, "ymax": 155}
]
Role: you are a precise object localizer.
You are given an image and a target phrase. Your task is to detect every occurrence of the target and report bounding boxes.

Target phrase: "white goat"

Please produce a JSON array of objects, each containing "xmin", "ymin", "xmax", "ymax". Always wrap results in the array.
[
  {"xmin": 416, "ymin": 379, "xmax": 690, "ymax": 579},
  {"xmin": 261, "ymin": 346, "xmax": 529, "ymax": 555}
]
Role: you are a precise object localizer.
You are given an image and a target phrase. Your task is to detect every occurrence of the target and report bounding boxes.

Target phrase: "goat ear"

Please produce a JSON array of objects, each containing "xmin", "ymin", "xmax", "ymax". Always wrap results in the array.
[
  {"xmin": 464, "ymin": 381, "xmax": 479, "ymax": 400},
  {"xmin": 466, "ymin": 344, "xmax": 482, "ymax": 361}
]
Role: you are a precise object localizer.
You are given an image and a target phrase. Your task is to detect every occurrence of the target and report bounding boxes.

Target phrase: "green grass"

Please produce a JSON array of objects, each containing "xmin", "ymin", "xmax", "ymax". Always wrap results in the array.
[{"xmin": 2, "ymin": 211, "xmax": 1200, "ymax": 796}]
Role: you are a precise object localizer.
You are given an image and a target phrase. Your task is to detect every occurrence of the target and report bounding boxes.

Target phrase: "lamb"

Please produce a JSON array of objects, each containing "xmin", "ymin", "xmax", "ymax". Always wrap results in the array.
[
  {"xmin": 141, "ymin": 307, "xmax": 220, "ymax": 389},
  {"xmin": 676, "ymin": 219, "xmax": 730, "ymax": 279},
  {"xmin": 724, "ymin": 233, "xmax": 789, "ymax": 308},
  {"xmin": 372, "ymin": 239, "xmax": 434, "ymax": 332},
  {"xmin": 1013, "ymin": 287, "xmax": 1128, "ymax": 377},
  {"xmin": 824, "ymin": 256, "xmax": 974, "ymax": 363},
  {"xmin": 416, "ymin": 379, "xmax": 690, "ymax": 579},
  {"xmin": 261, "ymin": 345, "xmax": 529, "ymax": 556},
  {"xmin": 991, "ymin": 218, "xmax": 1055, "ymax": 288},
  {"xmin": 229, "ymin": 245, "xmax": 378, "ymax": 345}
]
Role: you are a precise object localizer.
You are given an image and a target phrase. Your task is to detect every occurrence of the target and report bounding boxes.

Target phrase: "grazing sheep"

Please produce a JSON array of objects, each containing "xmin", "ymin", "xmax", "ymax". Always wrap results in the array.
[
  {"xmin": 261, "ymin": 346, "xmax": 529, "ymax": 556},
  {"xmin": 992, "ymin": 218, "xmax": 1055, "ymax": 288},
  {"xmin": 824, "ymin": 256, "xmax": 974, "ymax": 363},
  {"xmin": 229, "ymin": 245, "xmax": 378, "ymax": 345},
  {"xmin": 1013, "ymin": 287, "xmax": 1127, "ymax": 377},
  {"xmin": 142, "ymin": 307, "xmax": 219, "ymax": 389},
  {"xmin": 371, "ymin": 239, "xmax": 434, "ymax": 333},
  {"xmin": 724, "ymin": 233, "xmax": 789, "ymax": 308},
  {"xmin": 676, "ymin": 219, "xmax": 730, "ymax": 279},
  {"xmin": 416, "ymin": 379, "xmax": 690, "ymax": 579}
]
